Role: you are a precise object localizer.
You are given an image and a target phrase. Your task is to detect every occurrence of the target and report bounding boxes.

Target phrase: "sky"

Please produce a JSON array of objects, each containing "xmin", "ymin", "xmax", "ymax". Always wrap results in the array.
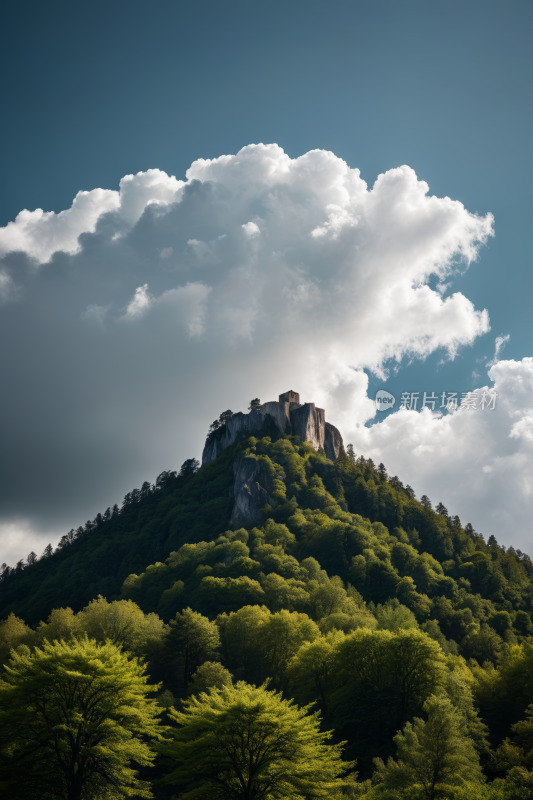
[{"xmin": 1, "ymin": 0, "xmax": 532, "ymax": 565}]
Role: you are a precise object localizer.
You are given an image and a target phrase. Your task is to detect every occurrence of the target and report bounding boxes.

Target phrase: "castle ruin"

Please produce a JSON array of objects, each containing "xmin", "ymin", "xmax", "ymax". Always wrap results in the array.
[{"xmin": 202, "ymin": 390, "xmax": 345, "ymax": 466}]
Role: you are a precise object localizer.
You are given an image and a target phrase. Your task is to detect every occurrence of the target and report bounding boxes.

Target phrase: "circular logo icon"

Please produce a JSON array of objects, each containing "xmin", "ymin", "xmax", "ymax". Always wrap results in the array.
[{"xmin": 375, "ymin": 389, "xmax": 396, "ymax": 412}]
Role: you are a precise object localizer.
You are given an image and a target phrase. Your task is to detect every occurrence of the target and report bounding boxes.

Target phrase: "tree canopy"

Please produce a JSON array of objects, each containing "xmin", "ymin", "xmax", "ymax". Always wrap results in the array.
[
  {"xmin": 160, "ymin": 681, "xmax": 354, "ymax": 800},
  {"xmin": 0, "ymin": 637, "xmax": 163, "ymax": 800}
]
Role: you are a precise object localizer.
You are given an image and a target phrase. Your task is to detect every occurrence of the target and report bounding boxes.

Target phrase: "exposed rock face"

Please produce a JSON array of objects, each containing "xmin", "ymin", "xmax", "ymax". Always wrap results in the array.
[
  {"xmin": 325, "ymin": 422, "xmax": 344, "ymax": 461},
  {"xmin": 202, "ymin": 410, "xmax": 265, "ymax": 466},
  {"xmin": 202, "ymin": 390, "xmax": 344, "ymax": 467},
  {"xmin": 291, "ymin": 403, "xmax": 326, "ymax": 451},
  {"xmin": 229, "ymin": 454, "xmax": 271, "ymax": 527}
]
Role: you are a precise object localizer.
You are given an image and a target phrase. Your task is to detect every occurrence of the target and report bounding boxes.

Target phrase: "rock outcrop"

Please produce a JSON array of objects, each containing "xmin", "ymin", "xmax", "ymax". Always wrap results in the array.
[
  {"xmin": 325, "ymin": 422, "xmax": 344, "ymax": 461},
  {"xmin": 229, "ymin": 454, "xmax": 271, "ymax": 527},
  {"xmin": 202, "ymin": 390, "xmax": 345, "ymax": 467}
]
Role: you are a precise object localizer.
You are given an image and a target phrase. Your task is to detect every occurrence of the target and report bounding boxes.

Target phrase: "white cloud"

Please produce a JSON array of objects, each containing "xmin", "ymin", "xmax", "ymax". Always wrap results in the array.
[
  {"xmin": 0, "ymin": 520, "xmax": 53, "ymax": 567},
  {"xmin": 0, "ymin": 144, "xmax": 508, "ymax": 564},
  {"xmin": 0, "ymin": 168, "xmax": 184, "ymax": 265},
  {"xmin": 350, "ymin": 358, "xmax": 533, "ymax": 551},
  {"xmin": 242, "ymin": 221, "xmax": 260, "ymax": 237},
  {"xmin": 487, "ymin": 333, "xmax": 510, "ymax": 366},
  {"xmin": 0, "ymin": 189, "xmax": 121, "ymax": 263},
  {"xmin": 117, "ymin": 169, "xmax": 184, "ymax": 226},
  {"xmin": 122, "ymin": 284, "xmax": 152, "ymax": 320}
]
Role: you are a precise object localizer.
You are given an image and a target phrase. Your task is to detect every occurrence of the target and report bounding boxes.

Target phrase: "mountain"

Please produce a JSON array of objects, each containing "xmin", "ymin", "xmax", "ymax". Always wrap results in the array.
[{"xmin": 1, "ymin": 391, "xmax": 533, "ymax": 782}]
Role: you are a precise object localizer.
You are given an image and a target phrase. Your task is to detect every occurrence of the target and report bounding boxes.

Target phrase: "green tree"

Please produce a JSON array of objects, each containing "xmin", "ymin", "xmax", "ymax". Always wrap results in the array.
[
  {"xmin": 0, "ymin": 637, "xmax": 162, "ymax": 800},
  {"xmin": 0, "ymin": 613, "xmax": 34, "ymax": 665},
  {"xmin": 179, "ymin": 458, "xmax": 200, "ymax": 478},
  {"xmin": 374, "ymin": 599, "xmax": 419, "ymax": 633},
  {"xmin": 461, "ymin": 623, "xmax": 503, "ymax": 666},
  {"xmin": 163, "ymin": 606, "xmax": 220, "ymax": 688},
  {"xmin": 76, "ymin": 595, "xmax": 165, "ymax": 657},
  {"xmin": 258, "ymin": 609, "xmax": 319, "ymax": 687},
  {"xmin": 333, "ymin": 628, "xmax": 445, "ymax": 731},
  {"xmin": 248, "ymin": 398, "xmax": 261, "ymax": 412},
  {"xmin": 218, "ymin": 604, "xmax": 270, "ymax": 683},
  {"xmin": 328, "ymin": 628, "xmax": 446, "ymax": 768},
  {"xmin": 188, "ymin": 661, "xmax": 233, "ymax": 696},
  {"xmin": 346, "ymin": 444, "xmax": 356, "ymax": 463},
  {"xmin": 372, "ymin": 695, "xmax": 482, "ymax": 799},
  {"xmin": 160, "ymin": 681, "xmax": 354, "ymax": 799},
  {"xmin": 36, "ymin": 606, "xmax": 82, "ymax": 643},
  {"xmin": 286, "ymin": 630, "xmax": 344, "ymax": 714}
]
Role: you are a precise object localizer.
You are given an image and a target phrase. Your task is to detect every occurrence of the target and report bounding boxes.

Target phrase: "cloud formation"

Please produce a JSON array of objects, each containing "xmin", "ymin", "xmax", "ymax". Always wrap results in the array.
[
  {"xmin": 0, "ymin": 144, "xmax": 505, "ymax": 563},
  {"xmin": 354, "ymin": 358, "xmax": 533, "ymax": 551}
]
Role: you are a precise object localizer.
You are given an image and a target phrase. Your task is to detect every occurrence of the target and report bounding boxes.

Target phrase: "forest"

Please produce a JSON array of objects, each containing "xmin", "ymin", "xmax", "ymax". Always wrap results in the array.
[{"xmin": 1, "ymin": 421, "xmax": 533, "ymax": 799}]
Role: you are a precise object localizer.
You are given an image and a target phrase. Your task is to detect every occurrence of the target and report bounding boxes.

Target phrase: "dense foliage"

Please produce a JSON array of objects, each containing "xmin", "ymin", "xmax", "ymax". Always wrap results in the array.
[
  {"xmin": 160, "ymin": 681, "xmax": 353, "ymax": 799},
  {"xmin": 0, "ymin": 637, "xmax": 162, "ymax": 799},
  {"xmin": 2, "ymin": 426, "xmax": 533, "ymax": 797}
]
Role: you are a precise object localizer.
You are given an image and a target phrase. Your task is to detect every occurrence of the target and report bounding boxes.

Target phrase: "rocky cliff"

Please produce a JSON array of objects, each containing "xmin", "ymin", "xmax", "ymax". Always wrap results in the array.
[
  {"xmin": 229, "ymin": 454, "xmax": 272, "ymax": 527},
  {"xmin": 202, "ymin": 390, "xmax": 345, "ymax": 467}
]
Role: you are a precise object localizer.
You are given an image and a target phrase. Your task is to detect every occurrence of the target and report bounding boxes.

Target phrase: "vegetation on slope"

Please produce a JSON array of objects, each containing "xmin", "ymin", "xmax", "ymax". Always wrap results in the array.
[{"xmin": 2, "ymin": 427, "xmax": 533, "ymax": 797}]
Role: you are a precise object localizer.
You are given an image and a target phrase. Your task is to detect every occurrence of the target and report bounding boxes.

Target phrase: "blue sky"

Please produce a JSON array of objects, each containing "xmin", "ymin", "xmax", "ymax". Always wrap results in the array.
[
  {"xmin": 1, "ymin": 0, "xmax": 532, "ymax": 562},
  {"xmin": 3, "ymin": 1, "xmax": 531, "ymax": 382}
]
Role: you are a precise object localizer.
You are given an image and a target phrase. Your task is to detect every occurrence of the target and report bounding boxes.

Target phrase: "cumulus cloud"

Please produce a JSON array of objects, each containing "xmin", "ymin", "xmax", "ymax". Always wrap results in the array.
[
  {"xmin": 0, "ymin": 143, "xmax": 505, "ymax": 563},
  {"xmin": 0, "ymin": 168, "xmax": 184, "ymax": 264},
  {"xmin": 352, "ymin": 358, "xmax": 533, "ymax": 552},
  {"xmin": 0, "ymin": 189, "xmax": 120, "ymax": 262}
]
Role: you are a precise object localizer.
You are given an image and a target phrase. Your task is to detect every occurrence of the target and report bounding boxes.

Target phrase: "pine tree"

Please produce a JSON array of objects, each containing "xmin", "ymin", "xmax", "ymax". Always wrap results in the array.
[
  {"xmin": 390, "ymin": 475, "xmax": 404, "ymax": 490},
  {"xmin": 346, "ymin": 444, "xmax": 356, "ymax": 463},
  {"xmin": 248, "ymin": 398, "xmax": 261, "ymax": 412},
  {"xmin": 140, "ymin": 480, "xmax": 152, "ymax": 498},
  {"xmin": 378, "ymin": 463, "xmax": 388, "ymax": 482},
  {"xmin": 435, "ymin": 502, "xmax": 448, "ymax": 517}
]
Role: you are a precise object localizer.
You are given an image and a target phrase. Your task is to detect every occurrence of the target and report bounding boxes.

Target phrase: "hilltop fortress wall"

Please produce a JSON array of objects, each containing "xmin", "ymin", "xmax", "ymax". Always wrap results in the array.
[{"xmin": 202, "ymin": 390, "xmax": 345, "ymax": 467}]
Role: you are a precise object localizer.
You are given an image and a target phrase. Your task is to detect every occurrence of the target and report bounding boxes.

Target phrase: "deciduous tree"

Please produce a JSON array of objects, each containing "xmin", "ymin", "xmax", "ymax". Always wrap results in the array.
[
  {"xmin": 372, "ymin": 695, "xmax": 482, "ymax": 799},
  {"xmin": 0, "ymin": 637, "xmax": 162, "ymax": 800},
  {"xmin": 160, "ymin": 681, "xmax": 354, "ymax": 799}
]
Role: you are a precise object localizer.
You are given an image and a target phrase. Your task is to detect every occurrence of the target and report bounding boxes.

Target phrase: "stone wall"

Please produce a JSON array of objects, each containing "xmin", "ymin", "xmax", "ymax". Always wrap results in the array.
[{"xmin": 201, "ymin": 391, "xmax": 344, "ymax": 467}]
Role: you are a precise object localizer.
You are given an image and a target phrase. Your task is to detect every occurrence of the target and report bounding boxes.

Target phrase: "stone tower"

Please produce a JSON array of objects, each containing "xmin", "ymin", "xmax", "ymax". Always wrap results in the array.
[{"xmin": 202, "ymin": 390, "xmax": 344, "ymax": 466}]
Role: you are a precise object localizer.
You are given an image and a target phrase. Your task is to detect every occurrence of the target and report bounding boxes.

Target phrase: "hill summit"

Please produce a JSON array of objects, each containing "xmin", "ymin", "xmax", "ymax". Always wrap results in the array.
[
  {"xmin": 202, "ymin": 390, "xmax": 345, "ymax": 466},
  {"xmin": 2, "ymin": 390, "xmax": 533, "ymax": 792}
]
